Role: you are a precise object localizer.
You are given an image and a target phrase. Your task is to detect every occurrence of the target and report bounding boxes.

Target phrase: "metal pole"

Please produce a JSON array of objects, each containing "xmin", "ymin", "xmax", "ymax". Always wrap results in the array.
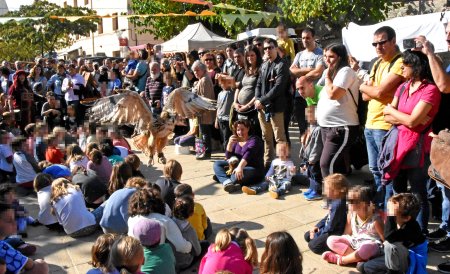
[{"xmin": 91, "ymin": 0, "xmax": 95, "ymax": 56}]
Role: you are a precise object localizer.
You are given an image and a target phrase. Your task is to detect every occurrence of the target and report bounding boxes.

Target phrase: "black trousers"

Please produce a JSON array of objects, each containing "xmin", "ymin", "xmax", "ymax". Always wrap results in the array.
[
  {"xmin": 320, "ymin": 125, "xmax": 358, "ymax": 177},
  {"xmin": 304, "ymin": 231, "xmax": 330, "ymax": 254},
  {"xmin": 218, "ymin": 120, "xmax": 232, "ymax": 151},
  {"xmin": 293, "ymin": 96, "xmax": 308, "ymax": 136}
]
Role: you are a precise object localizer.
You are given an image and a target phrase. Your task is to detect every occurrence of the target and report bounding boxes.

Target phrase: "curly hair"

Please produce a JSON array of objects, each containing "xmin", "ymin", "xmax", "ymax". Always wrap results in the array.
[
  {"xmin": 389, "ymin": 193, "xmax": 421, "ymax": 219},
  {"xmin": 128, "ymin": 187, "xmax": 165, "ymax": 217},
  {"xmin": 50, "ymin": 178, "xmax": 80, "ymax": 208}
]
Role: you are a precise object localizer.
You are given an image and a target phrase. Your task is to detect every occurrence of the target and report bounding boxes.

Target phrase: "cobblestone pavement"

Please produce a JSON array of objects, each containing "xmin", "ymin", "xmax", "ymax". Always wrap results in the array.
[{"xmin": 19, "ymin": 131, "xmax": 449, "ymax": 273}]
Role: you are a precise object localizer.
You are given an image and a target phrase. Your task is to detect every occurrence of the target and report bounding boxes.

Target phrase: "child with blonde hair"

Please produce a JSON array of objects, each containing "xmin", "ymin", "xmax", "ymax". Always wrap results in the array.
[
  {"xmin": 229, "ymin": 227, "xmax": 258, "ymax": 267},
  {"xmin": 109, "ymin": 236, "xmax": 145, "ymax": 274},
  {"xmin": 155, "ymin": 159, "xmax": 182, "ymax": 209},
  {"xmin": 322, "ymin": 185, "xmax": 384, "ymax": 266},
  {"xmin": 51, "ymin": 178, "xmax": 97, "ymax": 237},
  {"xmin": 199, "ymin": 228, "xmax": 253, "ymax": 274},
  {"xmin": 305, "ymin": 173, "xmax": 348, "ymax": 254}
]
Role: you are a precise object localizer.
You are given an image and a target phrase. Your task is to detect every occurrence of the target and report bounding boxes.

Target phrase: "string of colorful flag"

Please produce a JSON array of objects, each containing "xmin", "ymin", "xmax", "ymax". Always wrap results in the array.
[{"xmin": 0, "ymin": 0, "xmax": 280, "ymax": 26}]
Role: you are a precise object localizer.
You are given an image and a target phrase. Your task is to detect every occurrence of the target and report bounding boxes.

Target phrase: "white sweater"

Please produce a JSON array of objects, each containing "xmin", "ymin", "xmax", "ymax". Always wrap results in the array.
[
  {"xmin": 128, "ymin": 213, "xmax": 192, "ymax": 254},
  {"xmin": 52, "ymin": 187, "xmax": 96, "ymax": 234},
  {"xmin": 37, "ymin": 186, "xmax": 58, "ymax": 225}
]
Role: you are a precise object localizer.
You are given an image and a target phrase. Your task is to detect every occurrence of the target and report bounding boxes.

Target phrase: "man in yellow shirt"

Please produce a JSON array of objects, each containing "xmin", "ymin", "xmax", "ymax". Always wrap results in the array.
[{"xmin": 359, "ymin": 26, "xmax": 404, "ymax": 209}]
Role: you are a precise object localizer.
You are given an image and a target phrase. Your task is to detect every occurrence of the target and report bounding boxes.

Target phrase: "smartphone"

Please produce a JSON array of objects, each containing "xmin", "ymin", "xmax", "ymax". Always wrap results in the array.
[{"xmin": 403, "ymin": 38, "xmax": 416, "ymax": 49}]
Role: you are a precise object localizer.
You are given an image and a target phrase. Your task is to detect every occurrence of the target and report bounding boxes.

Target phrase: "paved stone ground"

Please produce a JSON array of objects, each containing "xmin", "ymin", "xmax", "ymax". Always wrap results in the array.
[{"xmin": 18, "ymin": 129, "xmax": 449, "ymax": 274}]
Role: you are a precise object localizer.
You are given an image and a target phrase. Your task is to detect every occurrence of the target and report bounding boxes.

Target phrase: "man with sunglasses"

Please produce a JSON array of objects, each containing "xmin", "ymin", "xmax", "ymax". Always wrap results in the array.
[
  {"xmin": 255, "ymin": 38, "xmax": 290, "ymax": 168},
  {"xmin": 359, "ymin": 26, "xmax": 404, "ymax": 210}
]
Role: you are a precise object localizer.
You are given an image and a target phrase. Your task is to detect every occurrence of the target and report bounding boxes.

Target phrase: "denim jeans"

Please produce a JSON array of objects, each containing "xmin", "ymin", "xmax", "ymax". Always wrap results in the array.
[
  {"xmin": 393, "ymin": 155, "xmax": 430, "ymax": 233},
  {"xmin": 364, "ymin": 128, "xmax": 388, "ymax": 208},
  {"xmin": 249, "ymin": 179, "xmax": 291, "ymax": 195},
  {"xmin": 213, "ymin": 160, "xmax": 260, "ymax": 186},
  {"xmin": 437, "ymin": 182, "xmax": 450, "ymax": 236}
]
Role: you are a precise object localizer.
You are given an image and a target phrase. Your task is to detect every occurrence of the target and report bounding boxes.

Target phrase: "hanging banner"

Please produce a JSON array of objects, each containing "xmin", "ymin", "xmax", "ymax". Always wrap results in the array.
[{"xmin": 221, "ymin": 14, "xmax": 238, "ymax": 26}]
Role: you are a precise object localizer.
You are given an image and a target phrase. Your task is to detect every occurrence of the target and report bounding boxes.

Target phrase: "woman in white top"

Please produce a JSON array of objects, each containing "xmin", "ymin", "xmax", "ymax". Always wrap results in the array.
[
  {"xmin": 127, "ymin": 188, "xmax": 192, "ymax": 254},
  {"xmin": 316, "ymin": 43, "xmax": 360, "ymax": 177},
  {"xmin": 50, "ymin": 178, "xmax": 97, "ymax": 237}
]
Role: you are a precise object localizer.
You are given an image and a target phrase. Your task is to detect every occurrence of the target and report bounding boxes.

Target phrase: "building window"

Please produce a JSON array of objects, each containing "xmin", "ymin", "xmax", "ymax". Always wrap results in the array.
[
  {"xmin": 98, "ymin": 19, "xmax": 103, "ymax": 34},
  {"xmin": 112, "ymin": 13, "xmax": 118, "ymax": 31},
  {"xmin": 73, "ymin": 0, "xmax": 77, "ymax": 7}
]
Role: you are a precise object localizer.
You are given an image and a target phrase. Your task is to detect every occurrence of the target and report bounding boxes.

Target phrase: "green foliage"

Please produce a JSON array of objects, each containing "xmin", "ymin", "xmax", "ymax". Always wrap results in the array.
[
  {"xmin": 281, "ymin": 0, "xmax": 399, "ymax": 31},
  {"xmin": 0, "ymin": 0, "xmax": 97, "ymax": 61},
  {"xmin": 130, "ymin": 0, "xmax": 278, "ymax": 40}
]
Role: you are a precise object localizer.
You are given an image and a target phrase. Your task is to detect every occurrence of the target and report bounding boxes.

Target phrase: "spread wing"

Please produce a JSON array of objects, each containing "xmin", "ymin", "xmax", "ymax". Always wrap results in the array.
[
  {"xmin": 163, "ymin": 87, "xmax": 216, "ymax": 118},
  {"xmin": 88, "ymin": 91, "xmax": 152, "ymax": 132}
]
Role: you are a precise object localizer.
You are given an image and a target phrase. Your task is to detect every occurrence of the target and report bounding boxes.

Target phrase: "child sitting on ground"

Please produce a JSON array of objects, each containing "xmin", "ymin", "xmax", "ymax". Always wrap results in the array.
[
  {"xmin": 304, "ymin": 174, "xmax": 348, "ymax": 254},
  {"xmin": 155, "ymin": 159, "xmax": 182, "ymax": 209},
  {"xmin": 45, "ymin": 134, "xmax": 64, "ymax": 164},
  {"xmin": 0, "ymin": 184, "xmax": 37, "ymax": 238},
  {"xmin": 132, "ymin": 218, "xmax": 176, "ymax": 274},
  {"xmin": 12, "ymin": 137, "xmax": 40, "ymax": 190},
  {"xmin": 125, "ymin": 154, "xmax": 144, "ymax": 178},
  {"xmin": 34, "ymin": 173, "xmax": 61, "ymax": 231},
  {"xmin": 50, "ymin": 178, "xmax": 97, "ymax": 237},
  {"xmin": 0, "ymin": 130, "xmax": 14, "ymax": 184},
  {"xmin": 199, "ymin": 228, "xmax": 253, "ymax": 274},
  {"xmin": 358, "ymin": 193, "xmax": 427, "ymax": 274},
  {"xmin": 87, "ymin": 233, "xmax": 118, "ymax": 274},
  {"xmin": 171, "ymin": 196, "xmax": 202, "ymax": 271},
  {"xmin": 0, "ymin": 203, "xmax": 49, "ymax": 274},
  {"xmin": 242, "ymin": 142, "xmax": 295, "ymax": 199},
  {"xmin": 260, "ymin": 231, "xmax": 303, "ymax": 274},
  {"xmin": 322, "ymin": 185, "xmax": 384, "ymax": 266},
  {"xmin": 229, "ymin": 227, "xmax": 258, "ymax": 269},
  {"xmin": 109, "ymin": 236, "xmax": 145, "ymax": 274},
  {"xmin": 174, "ymin": 183, "xmax": 211, "ymax": 241},
  {"xmin": 0, "ymin": 185, "xmax": 37, "ymax": 256}
]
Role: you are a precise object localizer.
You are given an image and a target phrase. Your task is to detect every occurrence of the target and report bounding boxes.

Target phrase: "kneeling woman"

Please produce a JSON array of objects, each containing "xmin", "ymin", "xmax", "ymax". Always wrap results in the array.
[{"xmin": 213, "ymin": 120, "xmax": 264, "ymax": 193}]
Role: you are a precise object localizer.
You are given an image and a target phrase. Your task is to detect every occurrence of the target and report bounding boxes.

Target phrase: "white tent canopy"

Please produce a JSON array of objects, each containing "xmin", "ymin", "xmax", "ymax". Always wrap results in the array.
[
  {"xmin": 161, "ymin": 22, "xmax": 234, "ymax": 53},
  {"xmin": 342, "ymin": 12, "xmax": 449, "ymax": 62}
]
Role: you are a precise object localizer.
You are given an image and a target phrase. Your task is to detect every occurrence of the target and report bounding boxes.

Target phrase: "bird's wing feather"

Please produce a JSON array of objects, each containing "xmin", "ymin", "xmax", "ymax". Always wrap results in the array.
[
  {"xmin": 163, "ymin": 87, "xmax": 216, "ymax": 118},
  {"xmin": 88, "ymin": 91, "xmax": 152, "ymax": 132}
]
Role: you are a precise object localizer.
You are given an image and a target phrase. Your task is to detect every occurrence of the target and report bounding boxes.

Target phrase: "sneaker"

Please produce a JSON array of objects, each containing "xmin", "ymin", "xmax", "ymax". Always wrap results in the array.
[
  {"xmin": 224, "ymin": 183, "xmax": 240, "ymax": 193},
  {"xmin": 269, "ymin": 189, "xmax": 279, "ymax": 199},
  {"xmin": 242, "ymin": 186, "xmax": 256, "ymax": 195},
  {"xmin": 322, "ymin": 251, "xmax": 340, "ymax": 264},
  {"xmin": 429, "ymin": 237, "xmax": 450, "ymax": 253},
  {"xmin": 303, "ymin": 188, "xmax": 313, "ymax": 196},
  {"xmin": 438, "ymin": 261, "xmax": 450, "ymax": 273},
  {"xmin": 212, "ymin": 175, "xmax": 219, "ymax": 183},
  {"xmin": 305, "ymin": 191, "xmax": 322, "ymax": 201},
  {"xmin": 428, "ymin": 228, "xmax": 448, "ymax": 241}
]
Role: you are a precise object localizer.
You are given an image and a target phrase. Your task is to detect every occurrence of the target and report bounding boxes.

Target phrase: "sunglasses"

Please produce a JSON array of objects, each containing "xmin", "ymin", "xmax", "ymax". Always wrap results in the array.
[
  {"xmin": 254, "ymin": 43, "xmax": 262, "ymax": 46},
  {"xmin": 198, "ymin": 52, "xmax": 206, "ymax": 55},
  {"xmin": 372, "ymin": 40, "xmax": 389, "ymax": 47},
  {"xmin": 204, "ymin": 59, "xmax": 213, "ymax": 61},
  {"xmin": 264, "ymin": 46, "xmax": 274, "ymax": 51}
]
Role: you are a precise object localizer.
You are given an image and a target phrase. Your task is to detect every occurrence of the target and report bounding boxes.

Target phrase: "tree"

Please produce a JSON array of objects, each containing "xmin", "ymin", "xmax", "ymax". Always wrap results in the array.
[
  {"xmin": 280, "ymin": 0, "xmax": 400, "ymax": 35},
  {"xmin": 0, "ymin": 0, "xmax": 97, "ymax": 61},
  {"xmin": 130, "ymin": 0, "xmax": 278, "ymax": 40}
]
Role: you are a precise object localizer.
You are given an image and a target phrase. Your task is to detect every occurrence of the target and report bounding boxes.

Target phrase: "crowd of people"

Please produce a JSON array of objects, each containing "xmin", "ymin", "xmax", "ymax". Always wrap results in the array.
[{"xmin": 0, "ymin": 20, "xmax": 450, "ymax": 274}]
